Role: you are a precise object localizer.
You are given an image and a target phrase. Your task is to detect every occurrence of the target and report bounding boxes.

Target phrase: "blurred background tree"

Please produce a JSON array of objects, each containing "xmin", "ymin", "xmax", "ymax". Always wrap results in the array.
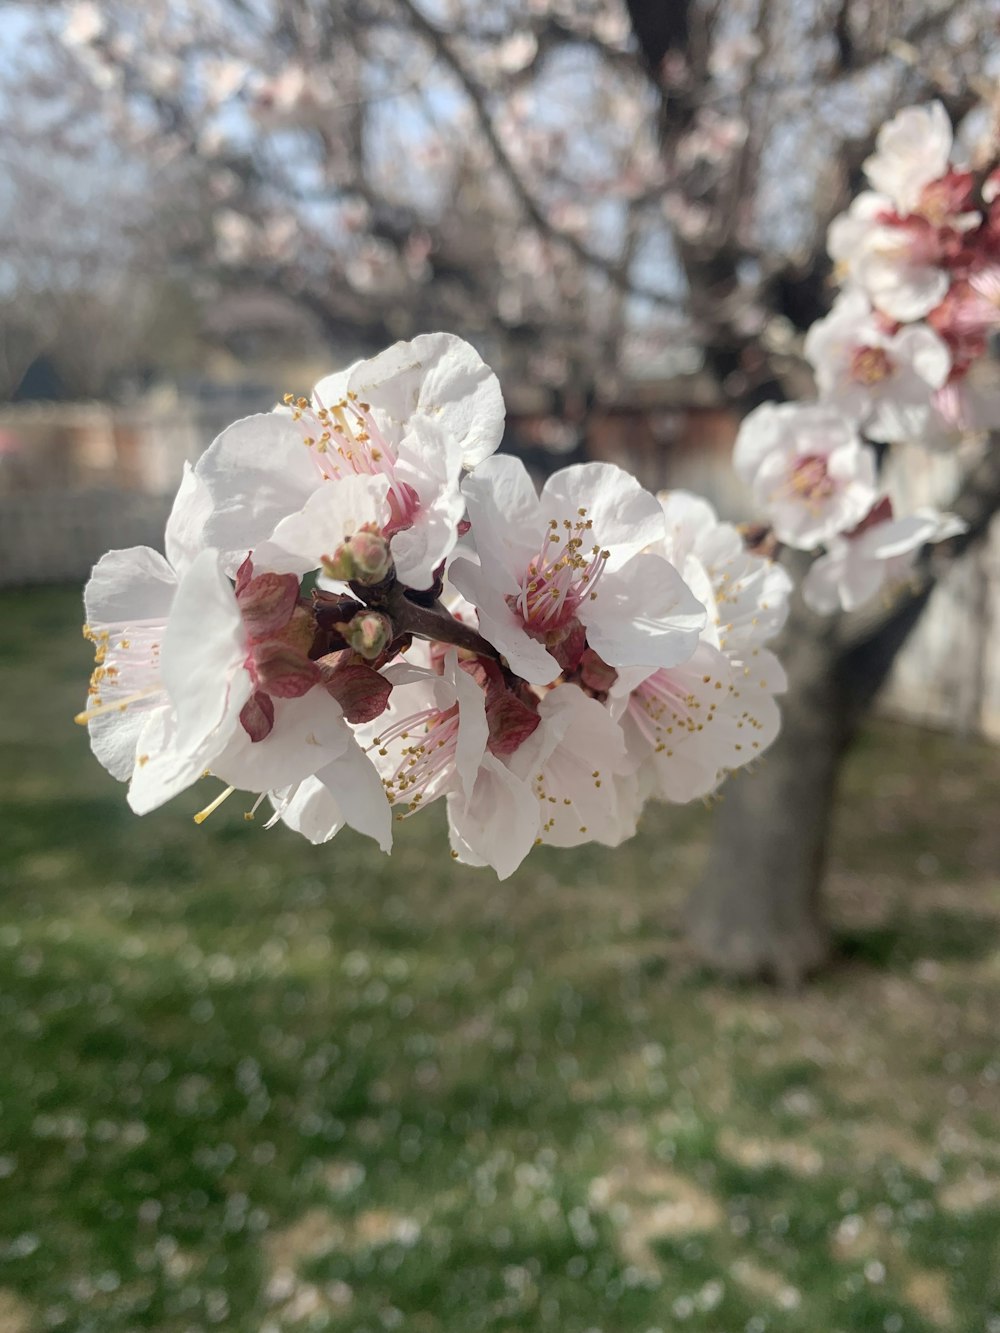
[{"xmin": 10, "ymin": 0, "xmax": 1000, "ymax": 979}]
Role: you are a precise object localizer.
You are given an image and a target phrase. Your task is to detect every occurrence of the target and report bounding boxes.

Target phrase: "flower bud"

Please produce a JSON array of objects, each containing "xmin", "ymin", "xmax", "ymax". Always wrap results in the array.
[
  {"xmin": 321, "ymin": 526, "xmax": 393, "ymax": 585},
  {"xmin": 340, "ymin": 610, "xmax": 393, "ymax": 660},
  {"xmin": 349, "ymin": 528, "xmax": 393, "ymax": 582}
]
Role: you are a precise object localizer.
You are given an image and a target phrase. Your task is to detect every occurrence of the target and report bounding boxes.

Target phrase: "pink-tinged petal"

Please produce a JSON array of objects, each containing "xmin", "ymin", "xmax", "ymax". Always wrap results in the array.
[
  {"xmin": 580, "ymin": 552, "xmax": 706, "ymax": 671},
  {"xmin": 165, "ymin": 463, "xmax": 212, "ymax": 575},
  {"xmin": 257, "ymin": 473, "xmax": 391, "ymax": 576},
  {"xmin": 161, "ymin": 549, "xmax": 248, "ymax": 754},
  {"xmin": 449, "ymin": 557, "xmax": 561, "ymax": 685},
  {"xmin": 461, "ymin": 454, "xmax": 543, "ymax": 575},
  {"xmin": 346, "ymin": 332, "xmax": 505, "ymax": 468},
  {"xmin": 447, "ymin": 754, "xmax": 539, "ymax": 879},
  {"xmin": 211, "ymin": 690, "xmax": 350, "ymax": 791},
  {"xmin": 540, "ymin": 462, "xmax": 666, "ymax": 566},
  {"xmin": 197, "ymin": 413, "xmax": 319, "ymax": 570},
  {"xmin": 484, "ymin": 682, "xmax": 540, "ymax": 757}
]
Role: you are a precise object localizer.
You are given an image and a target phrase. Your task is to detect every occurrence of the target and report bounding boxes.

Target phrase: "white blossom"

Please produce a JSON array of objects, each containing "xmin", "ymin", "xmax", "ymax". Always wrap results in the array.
[
  {"xmin": 828, "ymin": 192, "xmax": 950, "ymax": 323},
  {"xmin": 452, "ymin": 455, "xmax": 706, "ymax": 684},
  {"xmin": 802, "ymin": 506, "xmax": 967, "ymax": 613},
  {"xmin": 195, "ymin": 333, "xmax": 504, "ymax": 588},
  {"xmin": 609, "ymin": 492, "xmax": 790, "ymax": 803},
  {"xmin": 862, "ymin": 102, "xmax": 953, "ymax": 216},
  {"xmin": 732, "ymin": 403, "xmax": 879, "ymax": 549},
  {"xmin": 804, "ymin": 288, "xmax": 951, "ymax": 442}
]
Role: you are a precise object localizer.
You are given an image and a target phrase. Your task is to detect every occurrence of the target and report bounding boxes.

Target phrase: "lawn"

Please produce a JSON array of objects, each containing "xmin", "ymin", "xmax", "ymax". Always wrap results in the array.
[{"xmin": 0, "ymin": 585, "xmax": 998, "ymax": 1332}]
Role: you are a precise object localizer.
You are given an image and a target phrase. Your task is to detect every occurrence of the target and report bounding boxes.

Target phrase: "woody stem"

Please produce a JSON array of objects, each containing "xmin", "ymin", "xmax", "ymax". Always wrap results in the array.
[{"xmin": 355, "ymin": 577, "xmax": 504, "ymax": 663}]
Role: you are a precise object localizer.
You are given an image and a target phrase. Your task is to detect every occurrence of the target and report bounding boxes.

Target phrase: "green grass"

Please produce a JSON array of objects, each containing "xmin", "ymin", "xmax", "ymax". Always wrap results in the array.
[{"xmin": 0, "ymin": 585, "xmax": 998, "ymax": 1332}]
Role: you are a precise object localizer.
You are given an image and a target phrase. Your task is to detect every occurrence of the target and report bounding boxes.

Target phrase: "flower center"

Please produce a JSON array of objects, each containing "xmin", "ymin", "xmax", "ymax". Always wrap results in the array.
[
  {"xmin": 787, "ymin": 454, "xmax": 835, "ymax": 502},
  {"xmin": 510, "ymin": 511, "xmax": 610, "ymax": 635},
  {"xmin": 373, "ymin": 704, "xmax": 462, "ymax": 814},
  {"xmin": 850, "ymin": 345, "xmax": 894, "ymax": 385},
  {"xmin": 286, "ymin": 390, "xmax": 420, "ymax": 531},
  {"xmin": 628, "ymin": 668, "xmax": 716, "ymax": 753}
]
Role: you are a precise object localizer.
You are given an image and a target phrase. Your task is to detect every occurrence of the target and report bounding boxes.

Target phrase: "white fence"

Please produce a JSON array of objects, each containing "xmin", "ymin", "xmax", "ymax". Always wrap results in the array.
[
  {"xmin": 0, "ymin": 394, "xmax": 271, "ymax": 587},
  {"xmin": 0, "ymin": 489, "xmax": 175, "ymax": 586}
]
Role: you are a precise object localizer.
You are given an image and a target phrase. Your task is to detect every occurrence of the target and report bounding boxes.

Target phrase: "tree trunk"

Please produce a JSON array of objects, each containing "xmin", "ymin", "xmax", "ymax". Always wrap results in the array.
[{"xmin": 686, "ymin": 595, "xmax": 850, "ymax": 986}]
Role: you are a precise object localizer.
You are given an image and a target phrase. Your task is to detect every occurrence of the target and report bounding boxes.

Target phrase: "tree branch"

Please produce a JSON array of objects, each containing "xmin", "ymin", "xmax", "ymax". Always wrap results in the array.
[{"xmin": 392, "ymin": 0, "xmax": 679, "ymax": 311}]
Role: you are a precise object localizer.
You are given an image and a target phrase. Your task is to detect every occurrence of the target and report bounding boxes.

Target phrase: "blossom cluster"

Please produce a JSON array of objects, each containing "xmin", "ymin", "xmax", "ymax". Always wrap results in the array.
[
  {"xmin": 80, "ymin": 334, "xmax": 791, "ymax": 876},
  {"xmin": 735, "ymin": 102, "xmax": 993, "ymax": 612}
]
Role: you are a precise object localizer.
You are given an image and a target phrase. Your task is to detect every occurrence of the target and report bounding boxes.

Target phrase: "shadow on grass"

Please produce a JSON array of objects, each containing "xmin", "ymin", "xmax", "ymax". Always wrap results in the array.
[{"xmin": 835, "ymin": 906, "xmax": 1000, "ymax": 969}]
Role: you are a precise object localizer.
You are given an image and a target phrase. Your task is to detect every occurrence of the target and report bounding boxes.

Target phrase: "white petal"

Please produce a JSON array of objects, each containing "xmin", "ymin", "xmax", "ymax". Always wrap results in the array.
[
  {"xmin": 127, "ymin": 705, "xmax": 221, "ymax": 815},
  {"xmin": 581, "ymin": 552, "xmax": 706, "ymax": 670},
  {"xmin": 347, "ymin": 332, "xmax": 505, "ymax": 469},
  {"xmin": 275, "ymin": 741, "xmax": 392, "ymax": 851},
  {"xmin": 862, "ymin": 514, "xmax": 939, "ymax": 559},
  {"xmin": 212, "ymin": 689, "xmax": 350, "ymax": 791},
  {"xmin": 540, "ymin": 462, "xmax": 666, "ymax": 566},
  {"xmin": 256, "ymin": 474, "xmax": 391, "ymax": 575},
  {"xmin": 197, "ymin": 413, "xmax": 319, "ymax": 571},
  {"xmin": 447, "ymin": 754, "xmax": 539, "ymax": 879},
  {"xmin": 461, "ymin": 453, "xmax": 543, "ymax": 575},
  {"xmin": 443, "ymin": 651, "xmax": 489, "ymax": 801},
  {"xmin": 391, "ymin": 416, "xmax": 465, "ymax": 589},
  {"xmin": 862, "ymin": 252, "xmax": 949, "ymax": 323},
  {"xmin": 165, "ymin": 463, "xmax": 212, "ymax": 575},
  {"xmin": 732, "ymin": 403, "xmax": 790, "ymax": 486},
  {"xmin": 893, "ymin": 324, "xmax": 951, "ymax": 390},
  {"xmin": 657, "ymin": 489, "xmax": 719, "ymax": 564},
  {"xmin": 85, "ymin": 545, "xmax": 177, "ymax": 625},
  {"xmin": 802, "ymin": 547, "xmax": 849, "ymax": 614},
  {"xmin": 160, "ymin": 549, "xmax": 248, "ymax": 754},
  {"xmin": 508, "ymin": 685, "xmax": 633, "ymax": 848}
]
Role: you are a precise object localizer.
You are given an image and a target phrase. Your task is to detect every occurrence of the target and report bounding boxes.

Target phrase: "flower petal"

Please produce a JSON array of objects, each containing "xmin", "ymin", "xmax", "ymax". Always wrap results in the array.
[{"xmin": 197, "ymin": 413, "xmax": 319, "ymax": 571}]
